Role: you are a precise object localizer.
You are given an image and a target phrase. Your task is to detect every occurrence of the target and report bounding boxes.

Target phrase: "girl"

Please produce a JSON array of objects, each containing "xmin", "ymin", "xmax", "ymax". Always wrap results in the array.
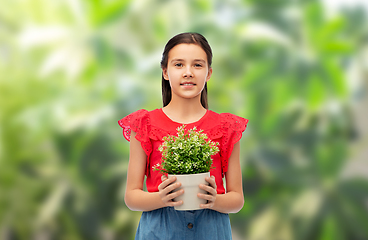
[{"xmin": 118, "ymin": 32, "xmax": 248, "ymax": 240}]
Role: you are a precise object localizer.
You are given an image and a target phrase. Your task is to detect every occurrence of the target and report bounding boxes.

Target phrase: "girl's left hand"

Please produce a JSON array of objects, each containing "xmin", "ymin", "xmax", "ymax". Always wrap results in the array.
[{"xmin": 198, "ymin": 175, "xmax": 217, "ymax": 209}]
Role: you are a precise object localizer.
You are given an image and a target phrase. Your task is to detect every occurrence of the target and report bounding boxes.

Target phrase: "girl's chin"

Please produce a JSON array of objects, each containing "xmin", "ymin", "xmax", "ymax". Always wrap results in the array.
[{"xmin": 173, "ymin": 94, "xmax": 202, "ymax": 101}]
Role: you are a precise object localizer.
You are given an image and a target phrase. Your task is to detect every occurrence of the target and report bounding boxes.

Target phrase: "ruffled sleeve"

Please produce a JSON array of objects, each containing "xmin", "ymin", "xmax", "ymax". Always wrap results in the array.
[
  {"xmin": 220, "ymin": 113, "xmax": 249, "ymax": 174},
  {"xmin": 118, "ymin": 109, "xmax": 152, "ymax": 157}
]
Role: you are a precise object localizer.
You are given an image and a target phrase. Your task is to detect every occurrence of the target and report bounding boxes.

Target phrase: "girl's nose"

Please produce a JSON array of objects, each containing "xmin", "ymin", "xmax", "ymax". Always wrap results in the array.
[{"xmin": 183, "ymin": 68, "xmax": 193, "ymax": 78}]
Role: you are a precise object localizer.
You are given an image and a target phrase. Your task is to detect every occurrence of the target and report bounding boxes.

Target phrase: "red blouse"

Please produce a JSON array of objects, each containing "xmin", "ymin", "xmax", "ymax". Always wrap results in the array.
[{"xmin": 118, "ymin": 108, "xmax": 248, "ymax": 194}]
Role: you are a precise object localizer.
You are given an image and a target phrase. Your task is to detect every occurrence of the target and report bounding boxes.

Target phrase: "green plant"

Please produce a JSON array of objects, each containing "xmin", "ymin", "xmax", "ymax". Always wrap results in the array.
[{"xmin": 154, "ymin": 125, "xmax": 219, "ymax": 175}]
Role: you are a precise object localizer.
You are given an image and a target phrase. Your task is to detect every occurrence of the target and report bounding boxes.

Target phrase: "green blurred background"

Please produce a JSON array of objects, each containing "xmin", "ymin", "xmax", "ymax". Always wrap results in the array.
[{"xmin": 1, "ymin": 0, "xmax": 368, "ymax": 239}]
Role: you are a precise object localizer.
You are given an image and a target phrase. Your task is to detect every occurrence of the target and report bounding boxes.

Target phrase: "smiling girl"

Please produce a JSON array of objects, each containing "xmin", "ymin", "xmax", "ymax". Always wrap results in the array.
[{"xmin": 119, "ymin": 32, "xmax": 248, "ymax": 240}]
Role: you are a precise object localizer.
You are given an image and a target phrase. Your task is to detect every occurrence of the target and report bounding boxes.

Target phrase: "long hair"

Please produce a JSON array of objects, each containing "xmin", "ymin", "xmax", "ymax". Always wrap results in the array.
[{"xmin": 160, "ymin": 32, "xmax": 212, "ymax": 109}]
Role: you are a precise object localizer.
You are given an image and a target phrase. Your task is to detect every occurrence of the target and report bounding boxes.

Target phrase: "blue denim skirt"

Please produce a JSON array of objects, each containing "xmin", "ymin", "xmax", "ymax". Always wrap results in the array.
[{"xmin": 135, "ymin": 207, "xmax": 232, "ymax": 240}]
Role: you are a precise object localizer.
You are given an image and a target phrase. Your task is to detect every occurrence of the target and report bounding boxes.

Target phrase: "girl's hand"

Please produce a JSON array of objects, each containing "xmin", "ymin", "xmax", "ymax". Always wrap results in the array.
[
  {"xmin": 198, "ymin": 175, "xmax": 217, "ymax": 209},
  {"xmin": 158, "ymin": 175, "xmax": 184, "ymax": 207}
]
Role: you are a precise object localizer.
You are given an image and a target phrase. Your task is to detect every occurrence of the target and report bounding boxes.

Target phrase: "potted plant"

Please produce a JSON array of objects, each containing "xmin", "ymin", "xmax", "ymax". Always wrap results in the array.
[{"xmin": 154, "ymin": 125, "xmax": 219, "ymax": 210}]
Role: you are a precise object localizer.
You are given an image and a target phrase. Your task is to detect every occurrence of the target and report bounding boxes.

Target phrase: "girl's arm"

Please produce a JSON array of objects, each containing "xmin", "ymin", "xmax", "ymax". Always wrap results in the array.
[
  {"xmin": 124, "ymin": 131, "xmax": 183, "ymax": 211},
  {"xmin": 198, "ymin": 141, "xmax": 244, "ymax": 213}
]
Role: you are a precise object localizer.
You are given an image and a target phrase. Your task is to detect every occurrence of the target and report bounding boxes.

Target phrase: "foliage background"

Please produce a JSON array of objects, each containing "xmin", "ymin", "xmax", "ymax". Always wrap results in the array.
[{"xmin": 1, "ymin": 0, "xmax": 367, "ymax": 239}]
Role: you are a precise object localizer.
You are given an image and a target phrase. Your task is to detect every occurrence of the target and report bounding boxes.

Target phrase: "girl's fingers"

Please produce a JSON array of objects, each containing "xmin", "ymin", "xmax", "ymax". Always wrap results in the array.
[
  {"xmin": 200, "ymin": 202, "xmax": 215, "ymax": 209},
  {"xmin": 197, "ymin": 192, "xmax": 215, "ymax": 202},
  {"xmin": 163, "ymin": 181, "xmax": 182, "ymax": 194},
  {"xmin": 198, "ymin": 191, "xmax": 216, "ymax": 209},
  {"xmin": 158, "ymin": 175, "xmax": 184, "ymax": 206},
  {"xmin": 166, "ymin": 189, "xmax": 184, "ymax": 201},
  {"xmin": 159, "ymin": 184, "xmax": 179, "ymax": 199},
  {"xmin": 199, "ymin": 184, "xmax": 217, "ymax": 196},
  {"xmin": 205, "ymin": 176, "xmax": 217, "ymax": 189},
  {"xmin": 200, "ymin": 185, "xmax": 217, "ymax": 196},
  {"xmin": 158, "ymin": 176, "xmax": 177, "ymax": 191},
  {"xmin": 166, "ymin": 200, "xmax": 183, "ymax": 207},
  {"xmin": 160, "ymin": 186, "xmax": 184, "ymax": 206},
  {"xmin": 161, "ymin": 175, "xmax": 168, "ymax": 181},
  {"xmin": 198, "ymin": 176, "xmax": 217, "ymax": 209}
]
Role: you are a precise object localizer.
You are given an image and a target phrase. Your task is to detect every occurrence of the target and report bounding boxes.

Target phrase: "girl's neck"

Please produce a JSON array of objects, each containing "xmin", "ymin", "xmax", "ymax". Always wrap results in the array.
[{"xmin": 162, "ymin": 98, "xmax": 207, "ymax": 124}]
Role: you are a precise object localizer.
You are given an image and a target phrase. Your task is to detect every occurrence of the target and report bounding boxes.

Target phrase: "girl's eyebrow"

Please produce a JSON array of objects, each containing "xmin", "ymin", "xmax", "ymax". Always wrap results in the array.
[
  {"xmin": 194, "ymin": 59, "xmax": 206, "ymax": 63},
  {"xmin": 170, "ymin": 58, "xmax": 206, "ymax": 63},
  {"xmin": 170, "ymin": 58, "xmax": 184, "ymax": 63}
]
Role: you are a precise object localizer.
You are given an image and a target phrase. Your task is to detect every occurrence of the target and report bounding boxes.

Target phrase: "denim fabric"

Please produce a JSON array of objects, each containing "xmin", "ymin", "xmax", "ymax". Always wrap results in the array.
[{"xmin": 135, "ymin": 207, "xmax": 232, "ymax": 240}]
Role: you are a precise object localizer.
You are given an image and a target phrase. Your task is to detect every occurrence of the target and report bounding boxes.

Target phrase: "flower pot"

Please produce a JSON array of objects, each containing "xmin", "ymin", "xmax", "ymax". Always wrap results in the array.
[{"xmin": 168, "ymin": 172, "xmax": 210, "ymax": 211}]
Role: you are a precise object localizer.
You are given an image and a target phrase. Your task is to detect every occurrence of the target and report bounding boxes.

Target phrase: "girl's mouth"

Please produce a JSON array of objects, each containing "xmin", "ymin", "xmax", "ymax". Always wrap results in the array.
[{"xmin": 180, "ymin": 82, "xmax": 196, "ymax": 86}]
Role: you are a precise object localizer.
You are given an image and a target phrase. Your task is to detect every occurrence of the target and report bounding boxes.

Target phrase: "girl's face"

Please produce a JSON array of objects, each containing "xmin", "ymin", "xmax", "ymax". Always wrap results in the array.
[{"xmin": 162, "ymin": 43, "xmax": 212, "ymax": 103}]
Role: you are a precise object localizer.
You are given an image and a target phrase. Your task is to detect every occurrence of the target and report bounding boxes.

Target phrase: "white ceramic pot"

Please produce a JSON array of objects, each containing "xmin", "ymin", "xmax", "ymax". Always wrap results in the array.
[{"xmin": 168, "ymin": 172, "xmax": 210, "ymax": 211}]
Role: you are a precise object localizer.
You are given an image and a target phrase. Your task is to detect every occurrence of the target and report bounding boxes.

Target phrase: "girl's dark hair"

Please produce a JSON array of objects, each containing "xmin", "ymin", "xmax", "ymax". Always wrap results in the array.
[{"xmin": 160, "ymin": 32, "xmax": 212, "ymax": 109}]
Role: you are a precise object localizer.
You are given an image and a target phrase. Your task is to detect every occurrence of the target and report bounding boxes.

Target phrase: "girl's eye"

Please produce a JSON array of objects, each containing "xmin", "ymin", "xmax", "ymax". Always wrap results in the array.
[
  {"xmin": 175, "ymin": 63, "xmax": 183, "ymax": 67},
  {"xmin": 195, "ymin": 64, "xmax": 203, "ymax": 67}
]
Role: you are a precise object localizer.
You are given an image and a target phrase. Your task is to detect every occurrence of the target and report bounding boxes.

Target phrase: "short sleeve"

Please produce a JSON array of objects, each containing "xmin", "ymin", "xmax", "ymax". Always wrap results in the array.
[
  {"xmin": 118, "ymin": 109, "xmax": 152, "ymax": 157},
  {"xmin": 220, "ymin": 113, "xmax": 249, "ymax": 174}
]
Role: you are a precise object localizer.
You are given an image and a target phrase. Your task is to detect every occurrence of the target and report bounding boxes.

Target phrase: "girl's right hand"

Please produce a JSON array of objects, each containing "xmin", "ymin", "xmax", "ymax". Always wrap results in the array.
[{"xmin": 158, "ymin": 175, "xmax": 184, "ymax": 207}]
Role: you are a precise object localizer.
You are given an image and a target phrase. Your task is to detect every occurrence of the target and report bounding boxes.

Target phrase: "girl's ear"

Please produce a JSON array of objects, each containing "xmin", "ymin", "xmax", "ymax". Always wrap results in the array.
[
  {"xmin": 206, "ymin": 67, "xmax": 213, "ymax": 82},
  {"xmin": 162, "ymin": 68, "xmax": 169, "ymax": 80}
]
